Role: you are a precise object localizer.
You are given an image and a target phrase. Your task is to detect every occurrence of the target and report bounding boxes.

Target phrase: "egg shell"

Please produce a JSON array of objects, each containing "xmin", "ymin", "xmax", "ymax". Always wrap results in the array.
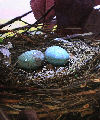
[
  {"xmin": 18, "ymin": 50, "xmax": 44, "ymax": 69},
  {"xmin": 45, "ymin": 46, "xmax": 70, "ymax": 66}
]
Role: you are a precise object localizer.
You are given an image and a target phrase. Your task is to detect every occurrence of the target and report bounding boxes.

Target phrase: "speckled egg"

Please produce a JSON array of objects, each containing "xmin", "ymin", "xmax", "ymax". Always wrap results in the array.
[
  {"xmin": 45, "ymin": 46, "xmax": 70, "ymax": 66},
  {"xmin": 18, "ymin": 50, "xmax": 44, "ymax": 69}
]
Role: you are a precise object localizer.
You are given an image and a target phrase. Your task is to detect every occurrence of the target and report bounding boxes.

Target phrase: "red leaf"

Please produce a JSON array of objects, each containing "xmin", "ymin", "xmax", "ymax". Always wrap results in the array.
[
  {"xmin": 54, "ymin": 0, "xmax": 94, "ymax": 35},
  {"xmin": 30, "ymin": 0, "xmax": 55, "ymax": 23},
  {"xmin": 30, "ymin": 0, "xmax": 100, "ymax": 35},
  {"xmin": 84, "ymin": 8, "xmax": 100, "ymax": 35},
  {"xmin": 95, "ymin": 0, "xmax": 100, "ymax": 5}
]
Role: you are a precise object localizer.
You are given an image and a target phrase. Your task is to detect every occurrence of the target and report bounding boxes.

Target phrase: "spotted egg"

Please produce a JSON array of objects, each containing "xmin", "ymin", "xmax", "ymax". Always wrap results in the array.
[
  {"xmin": 45, "ymin": 46, "xmax": 70, "ymax": 66},
  {"xmin": 18, "ymin": 50, "xmax": 44, "ymax": 69}
]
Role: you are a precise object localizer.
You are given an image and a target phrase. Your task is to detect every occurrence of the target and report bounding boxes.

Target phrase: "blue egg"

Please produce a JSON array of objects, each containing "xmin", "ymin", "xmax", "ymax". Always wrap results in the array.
[
  {"xmin": 18, "ymin": 50, "xmax": 44, "ymax": 69},
  {"xmin": 45, "ymin": 46, "xmax": 70, "ymax": 66}
]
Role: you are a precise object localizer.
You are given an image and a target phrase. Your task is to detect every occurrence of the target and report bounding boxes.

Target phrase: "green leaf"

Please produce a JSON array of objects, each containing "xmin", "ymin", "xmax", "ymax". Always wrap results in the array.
[{"xmin": 0, "ymin": 37, "xmax": 3, "ymax": 42}]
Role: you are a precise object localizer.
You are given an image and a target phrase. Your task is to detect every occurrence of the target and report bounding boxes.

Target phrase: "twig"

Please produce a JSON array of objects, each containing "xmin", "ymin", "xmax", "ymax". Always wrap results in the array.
[
  {"xmin": 64, "ymin": 32, "xmax": 93, "ymax": 39},
  {"xmin": 0, "ymin": 11, "xmax": 32, "ymax": 29},
  {"xmin": 20, "ymin": 19, "xmax": 32, "ymax": 26},
  {"xmin": 0, "ymin": 109, "xmax": 9, "ymax": 120}
]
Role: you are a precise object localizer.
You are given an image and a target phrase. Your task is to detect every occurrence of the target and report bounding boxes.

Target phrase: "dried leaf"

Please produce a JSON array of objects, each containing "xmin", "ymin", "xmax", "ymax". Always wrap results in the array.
[
  {"xmin": 0, "ymin": 48, "xmax": 11, "ymax": 57},
  {"xmin": 80, "ymin": 82, "xmax": 87, "ymax": 88},
  {"xmin": 77, "ymin": 90, "xmax": 96, "ymax": 96},
  {"xmin": 83, "ymin": 104, "xmax": 89, "ymax": 109},
  {"xmin": 92, "ymin": 78, "xmax": 100, "ymax": 82},
  {"xmin": 0, "ymin": 42, "xmax": 12, "ymax": 57}
]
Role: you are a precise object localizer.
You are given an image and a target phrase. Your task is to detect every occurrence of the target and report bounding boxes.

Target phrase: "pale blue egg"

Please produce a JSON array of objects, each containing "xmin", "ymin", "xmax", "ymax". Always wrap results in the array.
[
  {"xmin": 45, "ymin": 46, "xmax": 70, "ymax": 66},
  {"xmin": 18, "ymin": 50, "xmax": 44, "ymax": 69}
]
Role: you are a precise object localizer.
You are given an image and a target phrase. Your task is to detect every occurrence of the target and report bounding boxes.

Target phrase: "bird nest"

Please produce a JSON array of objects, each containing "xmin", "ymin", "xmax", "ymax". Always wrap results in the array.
[
  {"xmin": 0, "ymin": 7, "xmax": 100, "ymax": 118},
  {"xmin": 0, "ymin": 29, "xmax": 100, "ymax": 120}
]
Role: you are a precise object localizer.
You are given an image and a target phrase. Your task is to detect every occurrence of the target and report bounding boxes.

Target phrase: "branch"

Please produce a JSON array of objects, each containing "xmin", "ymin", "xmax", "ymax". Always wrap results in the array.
[
  {"xmin": 22, "ymin": 4, "xmax": 55, "ymax": 34},
  {"xmin": 0, "ymin": 10, "xmax": 32, "ymax": 29},
  {"xmin": 11, "ymin": 4, "xmax": 55, "ymax": 32},
  {"xmin": 0, "ymin": 4, "xmax": 55, "ymax": 33}
]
